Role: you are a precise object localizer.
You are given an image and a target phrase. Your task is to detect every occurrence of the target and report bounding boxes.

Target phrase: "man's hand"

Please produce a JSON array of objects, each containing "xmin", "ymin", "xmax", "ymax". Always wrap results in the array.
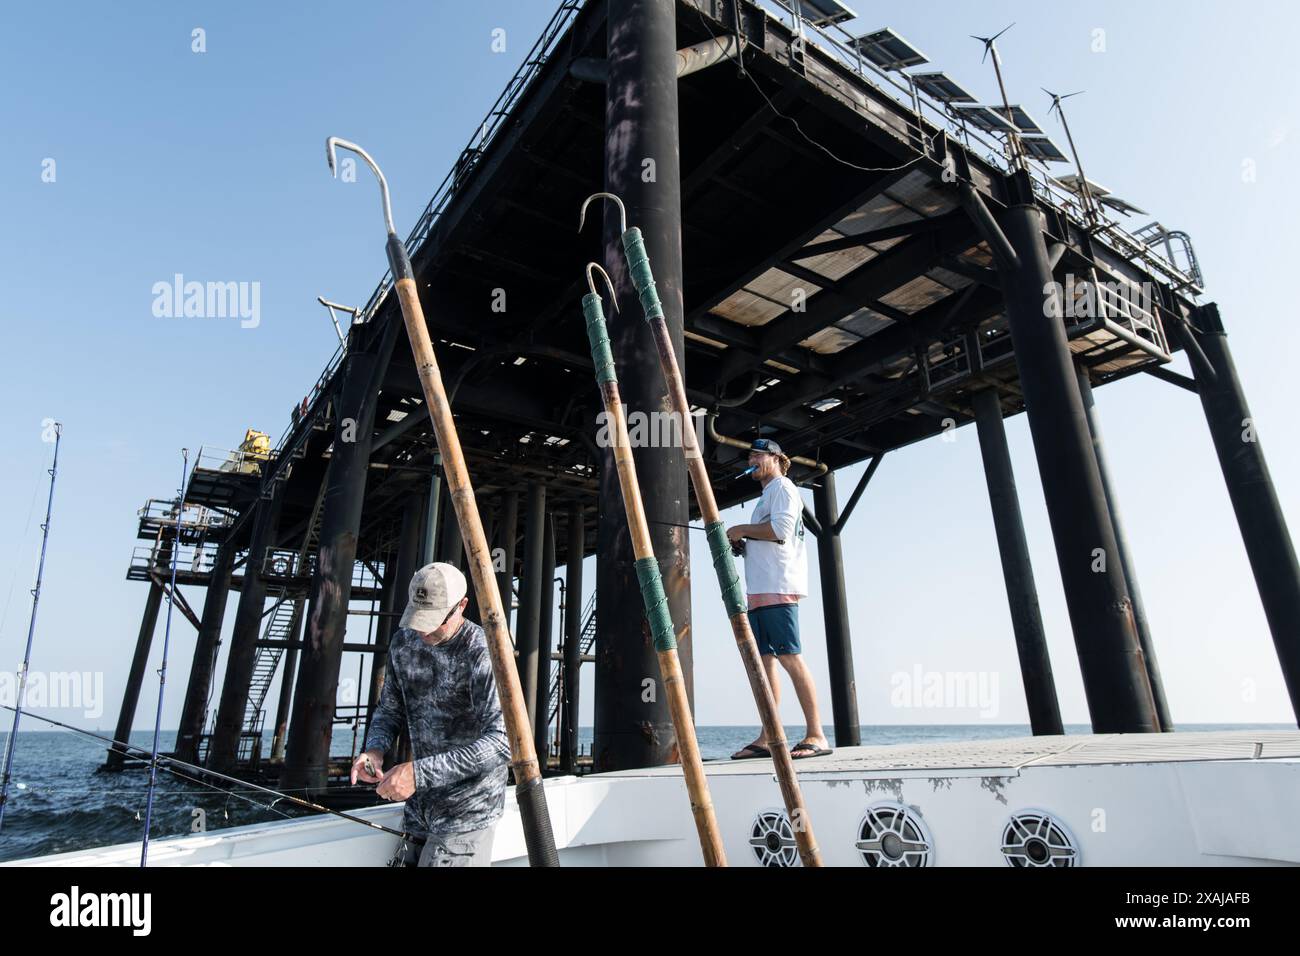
[
  {"xmin": 350, "ymin": 749, "xmax": 385, "ymax": 785},
  {"xmin": 376, "ymin": 761, "xmax": 416, "ymax": 802},
  {"xmin": 736, "ymin": 520, "xmax": 782, "ymax": 544}
]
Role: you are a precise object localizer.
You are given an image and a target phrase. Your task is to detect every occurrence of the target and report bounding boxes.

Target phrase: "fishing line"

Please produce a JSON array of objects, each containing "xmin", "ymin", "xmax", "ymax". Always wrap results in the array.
[
  {"xmin": 159, "ymin": 763, "xmax": 297, "ymax": 823},
  {"xmin": 0, "ymin": 705, "xmax": 409, "ymax": 841}
]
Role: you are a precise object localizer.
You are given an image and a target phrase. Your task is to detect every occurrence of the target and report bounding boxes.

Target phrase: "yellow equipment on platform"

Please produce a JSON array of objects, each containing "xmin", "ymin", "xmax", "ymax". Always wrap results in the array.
[{"xmin": 229, "ymin": 428, "xmax": 270, "ymax": 474}]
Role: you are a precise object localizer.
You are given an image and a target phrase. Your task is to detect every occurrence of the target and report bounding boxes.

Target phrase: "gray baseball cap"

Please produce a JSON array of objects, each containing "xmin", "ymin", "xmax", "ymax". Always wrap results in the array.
[
  {"xmin": 400, "ymin": 562, "xmax": 468, "ymax": 632},
  {"xmin": 750, "ymin": 437, "xmax": 785, "ymax": 457}
]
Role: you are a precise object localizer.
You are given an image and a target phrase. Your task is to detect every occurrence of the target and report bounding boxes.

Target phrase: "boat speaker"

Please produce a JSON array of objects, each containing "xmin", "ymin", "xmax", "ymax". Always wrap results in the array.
[
  {"xmin": 1001, "ymin": 810, "xmax": 1080, "ymax": 867},
  {"xmin": 856, "ymin": 802, "xmax": 934, "ymax": 866},
  {"xmin": 748, "ymin": 809, "xmax": 799, "ymax": 867}
]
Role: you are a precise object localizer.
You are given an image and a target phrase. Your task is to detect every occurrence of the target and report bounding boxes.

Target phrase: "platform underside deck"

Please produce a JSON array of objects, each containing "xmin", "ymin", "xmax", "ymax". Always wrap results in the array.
[{"xmin": 171, "ymin": 0, "xmax": 1197, "ymax": 569}]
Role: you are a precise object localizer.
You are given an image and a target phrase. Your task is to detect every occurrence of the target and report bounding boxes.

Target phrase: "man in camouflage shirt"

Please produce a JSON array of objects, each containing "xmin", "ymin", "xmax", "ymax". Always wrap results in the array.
[{"xmin": 352, "ymin": 562, "xmax": 510, "ymax": 867}]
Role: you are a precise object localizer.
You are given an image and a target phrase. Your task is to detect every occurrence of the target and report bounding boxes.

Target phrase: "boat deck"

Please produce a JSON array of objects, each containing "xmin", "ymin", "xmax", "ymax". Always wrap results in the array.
[{"xmin": 603, "ymin": 730, "xmax": 1300, "ymax": 776}]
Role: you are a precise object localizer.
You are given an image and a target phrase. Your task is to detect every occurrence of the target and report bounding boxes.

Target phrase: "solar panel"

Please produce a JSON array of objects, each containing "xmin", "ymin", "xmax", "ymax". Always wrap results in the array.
[
  {"xmin": 794, "ymin": 0, "xmax": 858, "ymax": 26},
  {"xmin": 1057, "ymin": 174, "xmax": 1111, "ymax": 198},
  {"xmin": 1003, "ymin": 105, "xmax": 1045, "ymax": 135},
  {"xmin": 910, "ymin": 72, "xmax": 977, "ymax": 103},
  {"xmin": 852, "ymin": 27, "xmax": 929, "ymax": 71},
  {"xmin": 951, "ymin": 103, "xmax": 1019, "ymax": 134},
  {"xmin": 1020, "ymin": 134, "xmax": 1068, "ymax": 163},
  {"xmin": 1099, "ymin": 195, "xmax": 1149, "ymax": 217}
]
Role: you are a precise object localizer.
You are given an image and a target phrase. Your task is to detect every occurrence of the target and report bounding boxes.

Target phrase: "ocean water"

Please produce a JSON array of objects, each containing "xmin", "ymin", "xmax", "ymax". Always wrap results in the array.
[{"xmin": 0, "ymin": 722, "xmax": 1289, "ymax": 863}]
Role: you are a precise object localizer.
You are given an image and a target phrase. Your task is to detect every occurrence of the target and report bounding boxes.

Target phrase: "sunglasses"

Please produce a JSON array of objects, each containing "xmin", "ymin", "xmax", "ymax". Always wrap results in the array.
[{"xmin": 438, "ymin": 597, "xmax": 468, "ymax": 629}]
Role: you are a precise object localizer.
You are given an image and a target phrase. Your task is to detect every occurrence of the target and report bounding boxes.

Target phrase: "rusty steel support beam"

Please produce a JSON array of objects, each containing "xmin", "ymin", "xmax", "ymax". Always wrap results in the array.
[
  {"xmin": 594, "ymin": 0, "xmax": 693, "ymax": 771},
  {"xmin": 281, "ymin": 318, "xmax": 400, "ymax": 794}
]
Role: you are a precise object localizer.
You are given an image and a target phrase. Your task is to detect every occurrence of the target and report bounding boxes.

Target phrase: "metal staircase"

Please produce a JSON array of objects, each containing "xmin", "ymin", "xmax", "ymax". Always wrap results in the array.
[
  {"xmin": 546, "ymin": 591, "xmax": 596, "ymax": 733},
  {"xmin": 239, "ymin": 485, "xmax": 326, "ymax": 748},
  {"xmin": 244, "ymin": 597, "xmax": 299, "ymax": 728}
]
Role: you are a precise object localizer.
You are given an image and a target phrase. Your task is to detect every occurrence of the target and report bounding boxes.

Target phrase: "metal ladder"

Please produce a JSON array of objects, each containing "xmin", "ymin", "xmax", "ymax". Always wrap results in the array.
[
  {"xmin": 239, "ymin": 485, "xmax": 326, "ymax": 741},
  {"xmin": 546, "ymin": 590, "xmax": 596, "ymax": 733}
]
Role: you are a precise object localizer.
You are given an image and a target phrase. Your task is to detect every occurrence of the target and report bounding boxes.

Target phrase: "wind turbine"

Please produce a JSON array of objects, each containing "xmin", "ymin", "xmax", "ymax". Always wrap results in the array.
[
  {"xmin": 1044, "ymin": 88, "xmax": 1098, "ymax": 223},
  {"xmin": 971, "ymin": 24, "xmax": 1024, "ymax": 166}
]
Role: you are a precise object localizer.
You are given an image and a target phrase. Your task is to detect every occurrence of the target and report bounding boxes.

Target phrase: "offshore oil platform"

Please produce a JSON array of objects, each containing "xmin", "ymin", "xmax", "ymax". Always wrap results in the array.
[{"xmin": 26, "ymin": 0, "xmax": 1299, "ymax": 865}]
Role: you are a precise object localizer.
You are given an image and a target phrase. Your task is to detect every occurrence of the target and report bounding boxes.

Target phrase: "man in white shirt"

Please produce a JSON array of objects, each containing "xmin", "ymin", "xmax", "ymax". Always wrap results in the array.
[{"xmin": 726, "ymin": 439, "xmax": 832, "ymax": 760}]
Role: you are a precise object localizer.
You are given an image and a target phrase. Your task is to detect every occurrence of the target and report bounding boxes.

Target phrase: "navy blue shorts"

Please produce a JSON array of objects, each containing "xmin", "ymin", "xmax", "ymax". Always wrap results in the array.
[{"xmin": 748, "ymin": 604, "xmax": 801, "ymax": 656}]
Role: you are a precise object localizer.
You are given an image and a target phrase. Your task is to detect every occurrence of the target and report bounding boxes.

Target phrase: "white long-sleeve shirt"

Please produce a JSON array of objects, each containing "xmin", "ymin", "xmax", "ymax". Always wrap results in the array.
[{"xmin": 743, "ymin": 476, "xmax": 808, "ymax": 598}]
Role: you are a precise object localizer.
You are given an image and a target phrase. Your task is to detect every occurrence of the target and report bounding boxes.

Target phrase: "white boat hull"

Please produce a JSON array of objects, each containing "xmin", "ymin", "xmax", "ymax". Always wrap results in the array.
[{"xmin": 10, "ymin": 731, "xmax": 1299, "ymax": 867}]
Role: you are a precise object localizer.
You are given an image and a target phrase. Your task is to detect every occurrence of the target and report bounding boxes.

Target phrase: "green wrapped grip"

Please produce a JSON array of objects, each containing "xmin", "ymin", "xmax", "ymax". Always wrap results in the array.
[
  {"xmin": 705, "ymin": 521, "xmax": 747, "ymax": 618},
  {"xmin": 634, "ymin": 555, "xmax": 676, "ymax": 651},
  {"xmin": 582, "ymin": 291, "xmax": 617, "ymax": 386},
  {"xmin": 621, "ymin": 227, "xmax": 664, "ymax": 323}
]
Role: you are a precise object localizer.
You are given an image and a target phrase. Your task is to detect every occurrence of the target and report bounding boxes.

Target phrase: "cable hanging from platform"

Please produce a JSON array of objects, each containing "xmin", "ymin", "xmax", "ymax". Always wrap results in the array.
[{"xmin": 691, "ymin": 2, "xmax": 933, "ymax": 175}]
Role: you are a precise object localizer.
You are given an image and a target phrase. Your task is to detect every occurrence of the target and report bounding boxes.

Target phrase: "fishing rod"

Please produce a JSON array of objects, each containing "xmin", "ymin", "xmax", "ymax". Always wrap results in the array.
[
  {"xmin": 326, "ymin": 137, "xmax": 559, "ymax": 867},
  {"xmin": 583, "ymin": 191, "xmax": 823, "ymax": 866},
  {"xmin": 0, "ymin": 423, "xmax": 62, "ymax": 836},
  {"xmin": 0, "ymin": 704, "xmax": 409, "ymax": 841},
  {"xmin": 579, "ymin": 263, "xmax": 726, "ymax": 865},
  {"xmin": 140, "ymin": 449, "xmax": 188, "ymax": 867},
  {"xmin": 647, "ymin": 466, "xmax": 757, "ymax": 534}
]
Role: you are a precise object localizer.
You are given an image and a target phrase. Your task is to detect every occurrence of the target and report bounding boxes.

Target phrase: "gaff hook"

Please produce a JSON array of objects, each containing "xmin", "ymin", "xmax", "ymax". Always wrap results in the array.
[
  {"xmin": 579, "ymin": 191, "xmax": 628, "ymax": 236},
  {"xmin": 326, "ymin": 137, "xmax": 396, "ymax": 237},
  {"xmin": 585, "ymin": 262, "xmax": 619, "ymax": 311}
]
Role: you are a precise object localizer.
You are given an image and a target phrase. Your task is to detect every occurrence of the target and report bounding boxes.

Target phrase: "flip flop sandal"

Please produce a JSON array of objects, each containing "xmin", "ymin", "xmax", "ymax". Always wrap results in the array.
[
  {"xmin": 730, "ymin": 743, "xmax": 771, "ymax": 760},
  {"xmin": 790, "ymin": 742, "xmax": 833, "ymax": 759}
]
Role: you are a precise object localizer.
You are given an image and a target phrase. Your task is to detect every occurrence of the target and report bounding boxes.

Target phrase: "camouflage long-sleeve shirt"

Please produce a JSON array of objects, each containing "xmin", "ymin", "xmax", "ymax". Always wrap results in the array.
[{"xmin": 364, "ymin": 620, "xmax": 510, "ymax": 835}]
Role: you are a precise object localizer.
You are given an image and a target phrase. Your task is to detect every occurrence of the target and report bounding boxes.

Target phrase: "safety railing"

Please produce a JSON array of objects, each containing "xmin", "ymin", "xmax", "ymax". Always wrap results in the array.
[
  {"xmin": 260, "ymin": 548, "xmax": 308, "ymax": 579},
  {"xmin": 137, "ymin": 498, "xmax": 232, "ymax": 532},
  {"xmin": 193, "ymin": 444, "xmax": 271, "ymax": 477},
  {"xmin": 268, "ymin": 338, "xmax": 347, "ymax": 466},
  {"xmin": 129, "ymin": 542, "xmax": 221, "ymax": 576},
  {"xmin": 259, "ymin": 547, "xmax": 384, "ymax": 591},
  {"xmin": 1091, "ymin": 275, "xmax": 1169, "ymax": 358},
  {"xmin": 917, "ymin": 278, "xmax": 1167, "ymax": 400},
  {"xmin": 923, "ymin": 335, "xmax": 973, "ymax": 392}
]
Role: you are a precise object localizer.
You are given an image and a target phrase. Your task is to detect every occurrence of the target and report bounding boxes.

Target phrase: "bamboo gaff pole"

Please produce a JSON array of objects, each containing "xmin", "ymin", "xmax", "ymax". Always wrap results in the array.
[
  {"xmin": 327, "ymin": 137, "xmax": 559, "ymax": 867},
  {"xmin": 582, "ymin": 192, "xmax": 823, "ymax": 867},
  {"xmin": 580, "ymin": 263, "xmax": 727, "ymax": 867}
]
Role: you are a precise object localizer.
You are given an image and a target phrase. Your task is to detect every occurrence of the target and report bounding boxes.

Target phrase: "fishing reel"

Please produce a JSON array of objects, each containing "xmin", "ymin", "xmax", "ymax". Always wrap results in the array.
[{"xmin": 388, "ymin": 834, "xmax": 425, "ymax": 868}]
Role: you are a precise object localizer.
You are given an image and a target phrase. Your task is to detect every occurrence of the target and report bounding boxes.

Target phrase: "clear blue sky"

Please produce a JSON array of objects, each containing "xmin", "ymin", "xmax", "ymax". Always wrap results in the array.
[{"xmin": 1, "ymin": 1, "xmax": 1296, "ymax": 735}]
